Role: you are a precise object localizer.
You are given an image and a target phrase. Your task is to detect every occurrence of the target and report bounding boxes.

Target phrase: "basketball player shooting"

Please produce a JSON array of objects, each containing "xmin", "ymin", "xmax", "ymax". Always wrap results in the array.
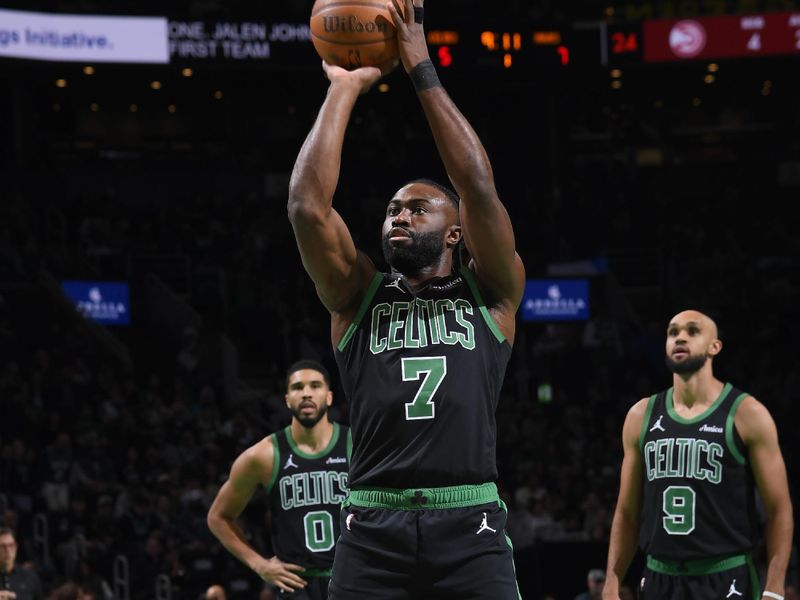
[{"xmin": 287, "ymin": 0, "xmax": 526, "ymax": 596}]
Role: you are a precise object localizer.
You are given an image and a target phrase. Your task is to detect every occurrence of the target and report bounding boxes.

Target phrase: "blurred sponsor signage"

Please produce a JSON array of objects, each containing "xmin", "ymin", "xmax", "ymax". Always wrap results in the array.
[
  {"xmin": 0, "ymin": 8, "xmax": 169, "ymax": 63},
  {"xmin": 62, "ymin": 280, "xmax": 130, "ymax": 325},
  {"xmin": 521, "ymin": 279, "xmax": 590, "ymax": 321}
]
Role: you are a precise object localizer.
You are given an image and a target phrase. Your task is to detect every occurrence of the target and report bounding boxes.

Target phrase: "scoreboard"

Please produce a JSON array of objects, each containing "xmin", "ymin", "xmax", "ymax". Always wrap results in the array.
[
  {"xmin": 2, "ymin": 6, "xmax": 800, "ymax": 70},
  {"xmin": 643, "ymin": 12, "xmax": 800, "ymax": 62},
  {"xmin": 425, "ymin": 27, "xmax": 576, "ymax": 70},
  {"xmin": 166, "ymin": 20, "xmax": 602, "ymax": 71},
  {"xmin": 603, "ymin": 10, "xmax": 800, "ymax": 65},
  {"xmin": 409, "ymin": 11, "xmax": 800, "ymax": 71}
]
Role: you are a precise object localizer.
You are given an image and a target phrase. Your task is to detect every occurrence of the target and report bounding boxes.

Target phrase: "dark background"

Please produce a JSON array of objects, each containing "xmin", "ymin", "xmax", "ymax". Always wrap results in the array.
[{"xmin": 1, "ymin": 1, "xmax": 799, "ymax": 599}]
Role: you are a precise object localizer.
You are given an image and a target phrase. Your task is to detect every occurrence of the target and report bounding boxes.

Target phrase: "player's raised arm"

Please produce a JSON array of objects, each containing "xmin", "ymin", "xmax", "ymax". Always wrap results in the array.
[
  {"xmin": 387, "ymin": 0, "xmax": 524, "ymax": 313},
  {"xmin": 287, "ymin": 63, "xmax": 384, "ymax": 315}
]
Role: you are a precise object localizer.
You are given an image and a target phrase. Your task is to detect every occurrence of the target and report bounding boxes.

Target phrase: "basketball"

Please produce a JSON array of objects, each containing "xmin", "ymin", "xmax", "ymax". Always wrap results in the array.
[{"xmin": 310, "ymin": 0, "xmax": 401, "ymax": 69}]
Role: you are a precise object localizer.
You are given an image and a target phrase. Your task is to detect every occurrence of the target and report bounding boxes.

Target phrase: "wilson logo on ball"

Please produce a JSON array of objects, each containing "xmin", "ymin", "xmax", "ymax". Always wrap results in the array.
[{"xmin": 321, "ymin": 15, "xmax": 390, "ymax": 34}]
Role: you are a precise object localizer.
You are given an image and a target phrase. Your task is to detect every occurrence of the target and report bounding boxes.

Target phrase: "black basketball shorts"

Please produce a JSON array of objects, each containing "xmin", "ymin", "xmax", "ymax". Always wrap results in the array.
[{"xmin": 327, "ymin": 483, "xmax": 521, "ymax": 600}]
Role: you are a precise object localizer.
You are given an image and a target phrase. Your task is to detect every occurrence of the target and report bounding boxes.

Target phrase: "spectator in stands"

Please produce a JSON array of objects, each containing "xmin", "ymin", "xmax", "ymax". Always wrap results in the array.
[
  {"xmin": 4, "ymin": 440, "xmax": 37, "ymax": 515},
  {"xmin": 39, "ymin": 434, "xmax": 74, "ymax": 514},
  {"xmin": 574, "ymin": 568, "xmax": 605, "ymax": 600},
  {"xmin": 45, "ymin": 582, "xmax": 92, "ymax": 600},
  {"xmin": 128, "ymin": 532, "xmax": 165, "ymax": 600},
  {"xmin": 204, "ymin": 584, "xmax": 226, "ymax": 600},
  {"xmin": 0, "ymin": 527, "xmax": 43, "ymax": 600}
]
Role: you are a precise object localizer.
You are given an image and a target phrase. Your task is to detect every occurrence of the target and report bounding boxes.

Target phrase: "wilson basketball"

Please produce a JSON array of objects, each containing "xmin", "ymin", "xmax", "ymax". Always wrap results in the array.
[{"xmin": 310, "ymin": 0, "xmax": 401, "ymax": 69}]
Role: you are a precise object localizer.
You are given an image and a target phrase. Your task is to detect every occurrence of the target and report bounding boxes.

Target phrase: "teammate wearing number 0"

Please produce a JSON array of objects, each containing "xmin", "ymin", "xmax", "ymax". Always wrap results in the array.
[
  {"xmin": 207, "ymin": 360, "xmax": 350, "ymax": 600},
  {"xmin": 603, "ymin": 310, "xmax": 794, "ymax": 600},
  {"xmin": 287, "ymin": 0, "xmax": 525, "ymax": 595}
]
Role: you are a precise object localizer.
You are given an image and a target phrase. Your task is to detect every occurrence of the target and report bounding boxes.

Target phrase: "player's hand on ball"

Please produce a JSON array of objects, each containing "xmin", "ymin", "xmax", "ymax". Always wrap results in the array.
[
  {"xmin": 387, "ymin": 0, "xmax": 429, "ymax": 72},
  {"xmin": 322, "ymin": 60, "xmax": 394, "ymax": 94}
]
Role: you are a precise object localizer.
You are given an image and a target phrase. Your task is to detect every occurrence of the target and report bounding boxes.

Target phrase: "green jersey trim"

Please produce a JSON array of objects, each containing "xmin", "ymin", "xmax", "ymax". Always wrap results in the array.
[
  {"xmin": 345, "ymin": 482, "xmax": 498, "ymax": 510},
  {"xmin": 337, "ymin": 272, "xmax": 383, "ymax": 352},
  {"xmin": 646, "ymin": 553, "xmax": 747, "ymax": 576},
  {"xmin": 460, "ymin": 265, "xmax": 506, "ymax": 344},
  {"xmin": 498, "ymin": 499, "xmax": 524, "ymax": 600},
  {"xmin": 300, "ymin": 568, "xmax": 332, "ymax": 578},
  {"xmin": 639, "ymin": 394, "xmax": 657, "ymax": 451},
  {"xmin": 346, "ymin": 428, "xmax": 352, "ymax": 463},
  {"xmin": 725, "ymin": 392, "xmax": 750, "ymax": 466},
  {"xmin": 264, "ymin": 433, "xmax": 280, "ymax": 495},
  {"xmin": 285, "ymin": 422, "xmax": 341, "ymax": 460},
  {"xmin": 666, "ymin": 382, "xmax": 733, "ymax": 424},
  {"xmin": 746, "ymin": 555, "xmax": 760, "ymax": 600}
]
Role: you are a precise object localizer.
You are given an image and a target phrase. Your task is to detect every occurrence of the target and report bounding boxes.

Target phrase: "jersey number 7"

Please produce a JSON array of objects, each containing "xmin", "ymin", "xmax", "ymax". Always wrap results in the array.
[{"xmin": 402, "ymin": 356, "xmax": 448, "ymax": 420}]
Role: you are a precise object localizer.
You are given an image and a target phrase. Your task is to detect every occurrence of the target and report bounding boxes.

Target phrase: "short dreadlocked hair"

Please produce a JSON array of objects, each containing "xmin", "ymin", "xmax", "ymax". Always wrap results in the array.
[{"xmin": 406, "ymin": 178, "xmax": 460, "ymax": 211}]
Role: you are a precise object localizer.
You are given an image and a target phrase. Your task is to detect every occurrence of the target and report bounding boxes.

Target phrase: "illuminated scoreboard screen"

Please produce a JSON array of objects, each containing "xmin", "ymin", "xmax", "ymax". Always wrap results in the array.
[
  {"xmin": 2, "ymin": 7, "xmax": 798, "ymax": 70},
  {"xmin": 420, "ymin": 11, "xmax": 800, "ymax": 71},
  {"xmin": 604, "ymin": 10, "xmax": 800, "ymax": 65},
  {"xmin": 424, "ymin": 28, "xmax": 577, "ymax": 70},
  {"xmin": 643, "ymin": 12, "xmax": 800, "ymax": 62}
]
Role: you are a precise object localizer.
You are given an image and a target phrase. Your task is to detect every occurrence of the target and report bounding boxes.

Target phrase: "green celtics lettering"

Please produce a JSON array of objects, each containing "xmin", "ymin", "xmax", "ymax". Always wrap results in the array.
[
  {"xmin": 369, "ymin": 298, "xmax": 476, "ymax": 354},
  {"xmin": 643, "ymin": 438, "xmax": 723, "ymax": 484},
  {"xmin": 279, "ymin": 470, "xmax": 349, "ymax": 510}
]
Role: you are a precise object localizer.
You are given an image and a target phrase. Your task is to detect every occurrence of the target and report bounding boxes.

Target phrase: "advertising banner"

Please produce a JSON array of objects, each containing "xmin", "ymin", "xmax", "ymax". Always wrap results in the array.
[
  {"xmin": 0, "ymin": 8, "xmax": 169, "ymax": 63},
  {"xmin": 521, "ymin": 279, "xmax": 590, "ymax": 322},
  {"xmin": 62, "ymin": 280, "xmax": 131, "ymax": 326}
]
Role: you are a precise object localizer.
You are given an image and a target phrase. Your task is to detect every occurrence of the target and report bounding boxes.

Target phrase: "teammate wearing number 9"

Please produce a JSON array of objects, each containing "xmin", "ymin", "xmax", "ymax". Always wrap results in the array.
[
  {"xmin": 207, "ymin": 360, "xmax": 350, "ymax": 600},
  {"xmin": 603, "ymin": 310, "xmax": 794, "ymax": 600},
  {"xmin": 287, "ymin": 0, "xmax": 525, "ymax": 595}
]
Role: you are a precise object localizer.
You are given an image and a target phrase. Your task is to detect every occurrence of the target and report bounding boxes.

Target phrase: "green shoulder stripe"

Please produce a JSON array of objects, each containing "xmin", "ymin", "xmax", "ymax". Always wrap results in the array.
[
  {"xmin": 460, "ymin": 265, "xmax": 506, "ymax": 344},
  {"xmin": 639, "ymin": 394, "xmax": 657, "ymax": 451},
  {"xmin": 337, "ymin": 273, "xmax": 383, "ymax": 352},
  {"xmin": 725, "ymin": 392, "xmax": 750, "ymax": 465},
  {"xmin": 264, "ymin": 433, "xmax": 280, "ymax": 495}
]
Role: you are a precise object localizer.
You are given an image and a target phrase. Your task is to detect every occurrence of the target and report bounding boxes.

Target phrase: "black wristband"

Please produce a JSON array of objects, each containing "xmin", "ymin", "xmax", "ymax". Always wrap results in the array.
[{"xmin": 409, "ymin": 59, "xmax": 441, "ymax": 92}]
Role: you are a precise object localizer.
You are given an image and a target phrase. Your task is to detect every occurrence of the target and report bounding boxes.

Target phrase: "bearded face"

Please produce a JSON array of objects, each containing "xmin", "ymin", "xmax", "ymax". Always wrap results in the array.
[
  {"xmin": 664, "ymin": 351, "xmax": 708, "ymax": 375},
  {"xmin": 285, "ymin": 368, "xmax": 331, "ymax": 429},
  {"xmin": 381, "ymin": 228, "xmax": 445, "ymax": 275},
  {"xmin": 291, "ymin": 401, "xmax": 328, "ymax": 429}
]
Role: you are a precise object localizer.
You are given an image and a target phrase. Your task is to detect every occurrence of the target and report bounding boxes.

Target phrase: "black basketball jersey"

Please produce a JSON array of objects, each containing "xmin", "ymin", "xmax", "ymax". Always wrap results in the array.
[
  {"xmin": 265, "ymin": 422, "xmax": 350, "ymax": 568},
  {"xmin": 334, "ymin": 267, "xmax": 513, "ymax": 489},
  {"xmin": 638, "ymin": 383, "xmax": 757, "ymax": 560}
]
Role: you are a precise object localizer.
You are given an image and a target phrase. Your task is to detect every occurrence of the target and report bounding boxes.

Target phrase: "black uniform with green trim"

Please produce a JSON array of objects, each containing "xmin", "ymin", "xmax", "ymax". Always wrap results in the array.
[
  {"xmin": 334, "ymin": 267, "xmax": 511, "ymax": 488},
  {"xmin": 329, "ymin": 268, "xmax": 520, "ymax": 600},
  {"xmin": 637, "ymin": 383, "xmax": 761, "ymax": 600},
  {"xmin": 265, "ymin": 422, "xmax": 350, "ymax": 574}
]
